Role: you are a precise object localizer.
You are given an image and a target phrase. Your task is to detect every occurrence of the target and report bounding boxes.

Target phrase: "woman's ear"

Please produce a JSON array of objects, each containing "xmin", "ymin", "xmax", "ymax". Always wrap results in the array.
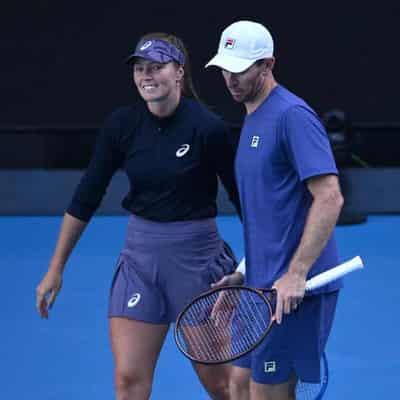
[{"xmin": 177, "ymin": 65, "xmax": 184, "ymax": 82}]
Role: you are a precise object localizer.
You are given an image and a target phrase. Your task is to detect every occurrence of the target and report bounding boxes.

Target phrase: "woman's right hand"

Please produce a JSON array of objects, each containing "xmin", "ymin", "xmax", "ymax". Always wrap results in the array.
[
  {"xmin": 36, "ymin": 270, "xmax": 63, "ymax": 319},
  {"xmin": 35, "ymin": 213, "xmax": 88, "ymax": 319},
  {"xmin": 211, "ymin": 271, "xmax": 244, "ymax": 288}
]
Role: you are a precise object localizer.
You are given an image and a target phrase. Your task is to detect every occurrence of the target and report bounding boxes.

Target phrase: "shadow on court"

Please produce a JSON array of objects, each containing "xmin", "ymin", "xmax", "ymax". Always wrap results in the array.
[{"xmin": 1, "ymin": 215, "xmax": 398, "ymax": 399}]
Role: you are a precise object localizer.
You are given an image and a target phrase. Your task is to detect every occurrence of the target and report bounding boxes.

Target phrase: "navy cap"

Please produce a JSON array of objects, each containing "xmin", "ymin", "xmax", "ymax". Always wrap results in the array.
[{"xmin": 126, "ymin": 39, "xmax": 185, "ymax": 65}]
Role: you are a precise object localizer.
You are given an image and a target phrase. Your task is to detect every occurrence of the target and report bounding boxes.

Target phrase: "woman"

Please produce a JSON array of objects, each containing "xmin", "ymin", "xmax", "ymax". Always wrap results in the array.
[{"xmin": 36, "ymin": 32, "xmax": 241, "ymax": 400}]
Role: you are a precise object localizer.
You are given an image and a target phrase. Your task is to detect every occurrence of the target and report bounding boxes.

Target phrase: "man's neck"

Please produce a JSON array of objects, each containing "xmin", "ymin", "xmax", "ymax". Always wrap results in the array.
[{"xmin": 245, "ymin": 77, "xmax": 278, "ymax": 115}]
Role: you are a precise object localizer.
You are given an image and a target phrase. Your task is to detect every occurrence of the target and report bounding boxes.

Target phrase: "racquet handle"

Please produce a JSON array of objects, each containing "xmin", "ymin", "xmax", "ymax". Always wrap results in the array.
[{"xmin": 305, "ymin": 256, "xmax": 364, "ymax": 291}]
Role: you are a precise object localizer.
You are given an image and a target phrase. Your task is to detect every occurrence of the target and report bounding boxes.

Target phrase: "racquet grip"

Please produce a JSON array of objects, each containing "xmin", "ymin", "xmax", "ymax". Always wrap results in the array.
[
  {"xmin": 305, "ymin": 256, "xmax": 364, "ymax": 291},
  {"xmin": 235, "ymin": 257, "xmax": 246, "ymax": 275}
]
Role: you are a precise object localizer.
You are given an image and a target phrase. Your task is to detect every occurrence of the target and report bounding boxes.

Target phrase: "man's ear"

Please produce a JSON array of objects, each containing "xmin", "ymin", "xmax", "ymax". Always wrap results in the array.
[
  {"xmin": 266, "ymin": 57, "xmax": 275, "ymax": 71},
  {"xmin": 260, "ymin": 57, "xmax": 275, "ymax": 77}
]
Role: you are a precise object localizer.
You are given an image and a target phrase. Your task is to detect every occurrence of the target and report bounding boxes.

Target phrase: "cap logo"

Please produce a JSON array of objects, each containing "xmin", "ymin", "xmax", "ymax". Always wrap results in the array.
[
  {"xmin": 224, "ymin": 38, "xmax": 236, "ymax": 49},
  {"xmin": 140, "ymin": 41, "xmax": 152, "ymax": 51}
]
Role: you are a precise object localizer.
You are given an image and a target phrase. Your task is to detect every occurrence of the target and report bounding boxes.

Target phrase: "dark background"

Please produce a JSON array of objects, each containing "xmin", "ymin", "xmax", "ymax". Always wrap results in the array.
[{"xmin": 1, "ymin": 2, "xmax": 399, "ymax": 167}]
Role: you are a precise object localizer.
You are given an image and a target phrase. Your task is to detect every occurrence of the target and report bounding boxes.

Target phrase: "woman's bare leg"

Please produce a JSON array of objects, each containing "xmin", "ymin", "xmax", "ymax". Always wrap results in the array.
[{"xmin": 110, "ymin": 317, "xmax": 169, "ymax": 400}]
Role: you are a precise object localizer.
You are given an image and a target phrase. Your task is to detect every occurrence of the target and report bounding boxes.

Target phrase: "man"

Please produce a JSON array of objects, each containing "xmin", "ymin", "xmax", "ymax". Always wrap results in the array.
[{"xmin": 206, "ymin": 21, "xmax": 344, "ymax": 400}]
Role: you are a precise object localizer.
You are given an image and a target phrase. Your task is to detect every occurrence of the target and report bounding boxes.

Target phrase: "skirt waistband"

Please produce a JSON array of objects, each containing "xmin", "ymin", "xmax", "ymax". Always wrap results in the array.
[{"xmin": 126, "ymin": 214, "xmax": 218, "ymax": 235}]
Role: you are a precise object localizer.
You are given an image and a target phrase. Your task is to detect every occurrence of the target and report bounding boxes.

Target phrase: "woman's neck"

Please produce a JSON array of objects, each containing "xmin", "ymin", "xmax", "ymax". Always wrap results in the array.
[{"xmin": 147, "ymin": 92, "xmax": 181, "ymax": 118}]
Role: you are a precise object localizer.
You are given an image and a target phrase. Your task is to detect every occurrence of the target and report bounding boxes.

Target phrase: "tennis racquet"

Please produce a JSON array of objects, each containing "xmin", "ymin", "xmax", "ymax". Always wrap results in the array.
[
  {"xmin": 296, "ymin": 352, "xmax": 329, "ymax": 400},
  {"xmin": 174, "ymin": 256, "xmax": 363, "ymax": 365}
]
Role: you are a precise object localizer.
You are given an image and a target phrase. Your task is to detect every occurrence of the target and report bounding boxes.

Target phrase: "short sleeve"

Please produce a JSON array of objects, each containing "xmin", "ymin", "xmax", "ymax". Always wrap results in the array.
[{"xmin": 280, "ymin": 106, "xmax": 338, "ymax": 181}]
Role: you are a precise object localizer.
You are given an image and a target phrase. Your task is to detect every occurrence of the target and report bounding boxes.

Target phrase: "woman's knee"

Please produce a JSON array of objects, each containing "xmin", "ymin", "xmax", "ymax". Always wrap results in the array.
[
  {"xmin": 110, "ymin": 318, "xmax": 169, "ymax": 398},
  {"xmin": 114, "ymin": 367, "xmax": 152, "ymax": 398}
]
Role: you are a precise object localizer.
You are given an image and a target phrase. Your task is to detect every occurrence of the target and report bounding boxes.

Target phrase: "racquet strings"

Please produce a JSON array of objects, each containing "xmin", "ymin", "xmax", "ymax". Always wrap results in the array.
[
  {"xmin": 295, "ymin": 353, "xmax": 328, "ymax": 400},
  {"xmin": 176, "ymin": 287, "xmax": 273, "ymax": 362}
]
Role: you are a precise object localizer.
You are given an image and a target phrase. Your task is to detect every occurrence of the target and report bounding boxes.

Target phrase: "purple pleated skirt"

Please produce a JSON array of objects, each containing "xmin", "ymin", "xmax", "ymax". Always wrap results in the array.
[{"xmin": 108, "ymin": 214, "xmax": 237, "ymax": 324}]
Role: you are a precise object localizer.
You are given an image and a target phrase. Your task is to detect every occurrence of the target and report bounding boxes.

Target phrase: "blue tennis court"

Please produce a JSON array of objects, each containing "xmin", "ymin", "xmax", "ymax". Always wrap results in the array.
[{"xmin": 1, "ymin": 215, "xmax": 398, "ymax": 399}]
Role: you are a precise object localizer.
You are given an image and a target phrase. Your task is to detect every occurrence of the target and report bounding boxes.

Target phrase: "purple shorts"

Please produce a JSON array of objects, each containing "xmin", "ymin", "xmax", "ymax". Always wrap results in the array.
[
  {"xmin": 108, "ymin": 215, "xmax": 237, "ymax": 324},
  {"xmin": 232, "ymin": 291, "xmax": 339, "ymax": 384}
]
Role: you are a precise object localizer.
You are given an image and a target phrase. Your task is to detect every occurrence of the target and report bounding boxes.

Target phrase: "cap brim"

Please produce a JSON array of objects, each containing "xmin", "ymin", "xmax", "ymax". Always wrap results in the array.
[
  {"xmin": 205, "ymin": 54, "xmax": 255, "ymax": 73},
  {"xmin": 125, "ymin": 53, "xmax": 138, "ymax": 64},
  {"xmin": 125, "ymin": 52, "xmax": 159, "ymax": 64},
  {"xmin": 125, "ymin": 51, "xmax": 172, "ymax": 65}
]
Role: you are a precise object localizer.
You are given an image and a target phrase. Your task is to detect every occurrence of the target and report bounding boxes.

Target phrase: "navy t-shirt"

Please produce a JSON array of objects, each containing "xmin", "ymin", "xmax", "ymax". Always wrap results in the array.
[
  {"xmin": 67, "ymin": 97, "xmax": 240, "ymax": 222},
  {"xmin": 235, "ymin": 85, "xmax": 341, "ymax": 294}
]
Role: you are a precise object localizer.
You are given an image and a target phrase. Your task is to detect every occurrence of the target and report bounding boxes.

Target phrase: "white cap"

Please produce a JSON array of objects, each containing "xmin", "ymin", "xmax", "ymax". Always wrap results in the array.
[{"xmin": 205, "ymin": 21, "xmax": 274, "ymax": 73}]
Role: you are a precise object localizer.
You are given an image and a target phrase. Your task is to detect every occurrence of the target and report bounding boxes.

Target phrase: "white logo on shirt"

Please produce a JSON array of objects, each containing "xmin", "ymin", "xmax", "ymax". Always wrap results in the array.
[
  {"xmin": 176, "ymin": 144, "xmax": 190, "ymax": 157},
  {"xmin": 264, "ymin": 361, "xmax": 276, "ymax": 373},
  {"xmin": 127, "ymin": 293, "xmax": 141, "ymax": 308},
  {"xmin": 251, "ymin": 136, "xmax": 260, "ymax": 148}
]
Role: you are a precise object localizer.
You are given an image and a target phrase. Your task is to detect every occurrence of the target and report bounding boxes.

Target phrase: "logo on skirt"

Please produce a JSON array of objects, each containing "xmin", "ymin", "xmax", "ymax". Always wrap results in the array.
[{"xmin": 127, "ymin": 293, "xmax": 141, "ymax": 308}]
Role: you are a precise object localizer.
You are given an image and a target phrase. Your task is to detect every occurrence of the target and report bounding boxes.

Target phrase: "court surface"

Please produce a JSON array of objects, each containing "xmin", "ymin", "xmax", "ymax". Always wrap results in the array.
[{"xmin": 1, "ymin": 215, "xmax": 398, "ymax": 399}]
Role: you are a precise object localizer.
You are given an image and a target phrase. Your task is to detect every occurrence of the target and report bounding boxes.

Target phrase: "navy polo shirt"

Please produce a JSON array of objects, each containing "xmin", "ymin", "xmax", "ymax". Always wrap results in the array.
[{"xmin": 67, "ymin": 97, "xmax": 240, "ymax": 222}]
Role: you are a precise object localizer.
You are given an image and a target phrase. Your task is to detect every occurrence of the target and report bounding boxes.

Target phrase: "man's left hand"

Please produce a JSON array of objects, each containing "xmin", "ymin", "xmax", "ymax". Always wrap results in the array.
[{"xmin": 272, "ymin": 271, "xmax": 306, "ymax": 324}]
